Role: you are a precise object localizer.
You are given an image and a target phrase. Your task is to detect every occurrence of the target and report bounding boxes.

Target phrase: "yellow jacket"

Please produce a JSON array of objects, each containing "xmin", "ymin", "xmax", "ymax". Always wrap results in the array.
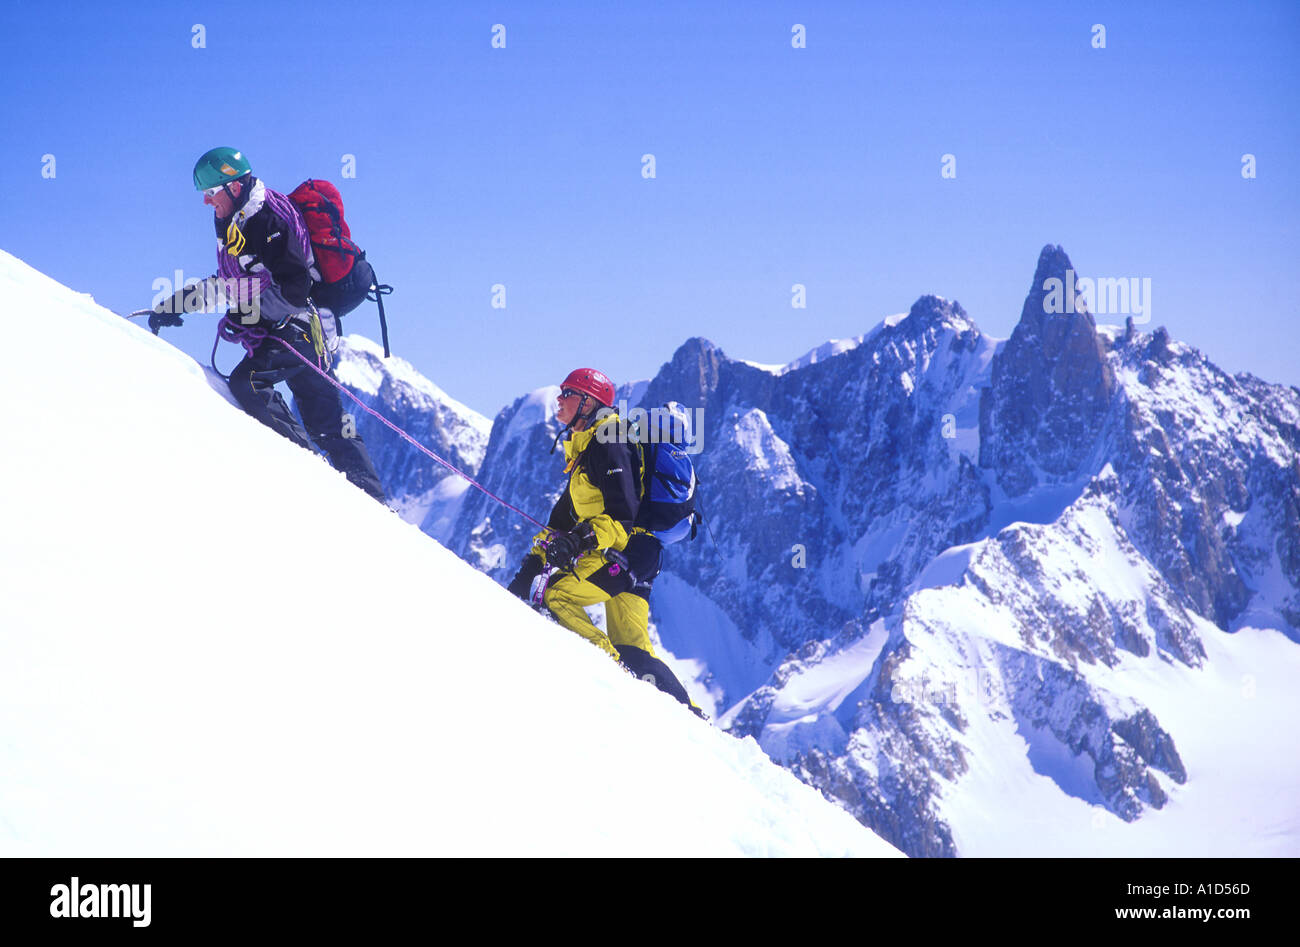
[{"xmin": 533, "ymin": 411, "xmax": 639, "ymax": 559}]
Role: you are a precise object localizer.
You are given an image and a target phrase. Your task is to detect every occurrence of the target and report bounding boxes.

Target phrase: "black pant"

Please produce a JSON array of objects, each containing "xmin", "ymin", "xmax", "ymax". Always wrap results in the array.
[
  {"xmin": 227, "ymin": 323, "xmax": 387, "ymax": 502},
  {"xmin": 617, "ymin": 645, "xmax": 696, "ymax": 709}
]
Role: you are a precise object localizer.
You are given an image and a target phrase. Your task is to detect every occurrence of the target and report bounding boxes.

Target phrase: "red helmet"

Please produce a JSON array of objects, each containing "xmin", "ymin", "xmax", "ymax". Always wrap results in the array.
[{"xmin": 560, "ymin": 368, "xmax": 616, "ymax": 409}]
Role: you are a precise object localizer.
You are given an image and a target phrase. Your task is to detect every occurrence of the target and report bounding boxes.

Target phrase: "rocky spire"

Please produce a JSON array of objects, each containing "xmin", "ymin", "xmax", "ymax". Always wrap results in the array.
[{"xmin": 979, "ymin": 245, "xmax": 1116, "ymax": 496}]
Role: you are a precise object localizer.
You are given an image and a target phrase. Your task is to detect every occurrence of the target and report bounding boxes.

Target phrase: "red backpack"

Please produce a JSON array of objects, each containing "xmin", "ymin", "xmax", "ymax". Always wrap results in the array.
[{"xmin": 288, "ymin": 179, "xmax": 362, "ymax": 283}]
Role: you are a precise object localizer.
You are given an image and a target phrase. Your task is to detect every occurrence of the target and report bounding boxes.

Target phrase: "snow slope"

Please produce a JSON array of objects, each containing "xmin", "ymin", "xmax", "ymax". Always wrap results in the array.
[{"xmin": 0, "ymin": 250, "xmax": 900, "ymax": 858}]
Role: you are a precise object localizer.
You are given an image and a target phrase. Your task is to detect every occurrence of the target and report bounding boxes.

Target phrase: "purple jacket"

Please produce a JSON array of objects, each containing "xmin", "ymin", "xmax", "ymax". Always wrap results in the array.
[{"xmin": 214, "ymin": 177, "xmax": 314, "ymax": 325}]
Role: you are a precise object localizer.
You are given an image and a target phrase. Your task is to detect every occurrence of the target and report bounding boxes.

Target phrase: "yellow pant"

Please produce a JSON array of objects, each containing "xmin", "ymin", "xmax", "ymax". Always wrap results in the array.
[{"xmin": 543, "ymin": 553, "xmax": 654, "ymax": 659}]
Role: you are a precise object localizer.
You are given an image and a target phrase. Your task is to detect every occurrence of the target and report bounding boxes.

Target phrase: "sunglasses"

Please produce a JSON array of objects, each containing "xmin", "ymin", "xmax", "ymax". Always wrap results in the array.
[
  {"xmin": 202, "ymin": 184, "xmax": 226, "ymax": 198},
  {"xmin": 560, "ymin": 388, "xmax": 583, "ymax": 400}
]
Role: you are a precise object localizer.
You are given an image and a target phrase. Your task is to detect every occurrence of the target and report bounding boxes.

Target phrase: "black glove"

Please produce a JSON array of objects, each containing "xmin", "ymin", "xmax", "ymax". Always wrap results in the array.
[
  {"xmin": 545, "ymin": 522, "xmax": 598, "ymax": 573},
  {"xmin": 506, "ymin": 554, "xmax": 544, "ymax": 601},
  {"xmin": 149, "ymin": 278, "xmax": 220, "ymax": 334},
  {"xmin": 148, "ymin": 311, "xmax": 184, "ymax": 335}
]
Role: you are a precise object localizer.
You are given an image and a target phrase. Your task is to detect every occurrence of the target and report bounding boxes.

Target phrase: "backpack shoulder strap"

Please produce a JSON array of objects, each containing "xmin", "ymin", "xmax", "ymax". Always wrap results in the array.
[{"xmin": 639, "ymin": 438, "xmax": 656, "ymax": 500}]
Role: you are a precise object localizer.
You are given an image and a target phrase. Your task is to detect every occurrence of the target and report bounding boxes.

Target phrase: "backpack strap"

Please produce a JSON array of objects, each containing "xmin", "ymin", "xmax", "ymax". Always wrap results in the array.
[
  {"xmin": 365, "ymin": 268, "xmax": 393, "ymax": 358},
  {"xmin": 640, "ymin": 438, "xmax": 656, "ymax": 501},
  {"xmin": 690, "ymin": 472, "xmax": 704, "ymax": 540}
]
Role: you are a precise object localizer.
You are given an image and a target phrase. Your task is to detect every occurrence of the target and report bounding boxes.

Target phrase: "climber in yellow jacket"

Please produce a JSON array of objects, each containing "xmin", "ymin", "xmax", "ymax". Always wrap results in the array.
[
  {"xmin": 506, "ymin": 368, "xmax": 649, "ymax": 656},
  {"xmin": 506, "ymin": 368, "xmax": 701, "ymax": 714}
]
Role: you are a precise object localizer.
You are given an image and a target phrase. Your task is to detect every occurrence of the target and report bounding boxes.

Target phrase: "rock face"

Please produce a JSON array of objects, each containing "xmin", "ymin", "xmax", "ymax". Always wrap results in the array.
[
  {"xmin": 629, "ymin": 297, "xmax": 1002, "ymax": 689},
  {"xmin": 366, "ymin": 247, "xmax": 1300, "ymax": 856},
  {"xmin": 1103, "ymin": 330, "xmax": 1297, "ymax": 632}
]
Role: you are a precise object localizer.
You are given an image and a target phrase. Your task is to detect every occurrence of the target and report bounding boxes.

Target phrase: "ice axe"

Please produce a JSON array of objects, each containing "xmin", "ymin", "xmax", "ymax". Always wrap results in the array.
[{"xmin": 119, "ymin": 308, "xmax": 183, "ymax": 335}]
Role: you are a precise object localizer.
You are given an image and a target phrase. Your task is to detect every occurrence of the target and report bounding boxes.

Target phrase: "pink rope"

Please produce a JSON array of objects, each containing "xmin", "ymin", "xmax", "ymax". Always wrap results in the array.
[
  {"xmin": 218, "ymin": 316, "xmax": 270, "ymax": 358},
  {"xmin": 235, "ymin": 324, "xmax": 553, "ymax": 534}
]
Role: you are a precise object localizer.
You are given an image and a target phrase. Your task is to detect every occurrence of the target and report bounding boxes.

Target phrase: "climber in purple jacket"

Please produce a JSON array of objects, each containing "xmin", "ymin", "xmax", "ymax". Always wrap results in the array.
[{"xmin": 150, "ymin": 147, "xmax": 386, "ymax": 502}]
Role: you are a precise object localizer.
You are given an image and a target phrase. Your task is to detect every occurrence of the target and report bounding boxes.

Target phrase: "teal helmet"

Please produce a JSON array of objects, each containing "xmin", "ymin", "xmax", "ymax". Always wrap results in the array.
[{"xmin": 193, "ymin": 147, "xmax": 252, "ymax": 190}]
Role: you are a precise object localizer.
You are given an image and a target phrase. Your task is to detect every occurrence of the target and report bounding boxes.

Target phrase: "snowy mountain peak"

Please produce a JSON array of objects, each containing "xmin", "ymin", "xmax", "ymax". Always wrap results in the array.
[
  {"xmin": 893, "ymin": 294, "xmax": 974, "ymax": 338},
  {"xmin": 780, "ymin": 334, "xmax": 869, "ymax": 374},
  {"xmin": 771, "ymin": 298, "xmax": 973, "ymax": 380},
  {"xmin": 336, "ymin": 335, "xmax": 490, "ymax": 436},
  {"xmin": 502, "ymin": 386, "xmax": 560, "ymax": 445}
]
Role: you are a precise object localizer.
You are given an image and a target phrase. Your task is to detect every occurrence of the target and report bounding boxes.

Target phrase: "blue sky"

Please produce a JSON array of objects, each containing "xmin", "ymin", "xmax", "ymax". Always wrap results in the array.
[{"xmin": 2, "ymin": 0, "xmax": 1297, "ymax": 417}]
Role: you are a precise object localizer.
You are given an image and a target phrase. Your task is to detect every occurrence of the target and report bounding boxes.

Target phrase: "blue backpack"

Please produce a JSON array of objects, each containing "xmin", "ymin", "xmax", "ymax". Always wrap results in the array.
[{"xmin": 633, "ymin": 409, "xmax": 701, "ymax": 544}]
